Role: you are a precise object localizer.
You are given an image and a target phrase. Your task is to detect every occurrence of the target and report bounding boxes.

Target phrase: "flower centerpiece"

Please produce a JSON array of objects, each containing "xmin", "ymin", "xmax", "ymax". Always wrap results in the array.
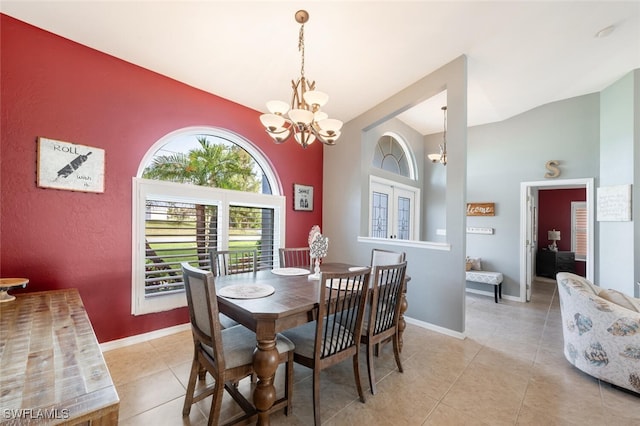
[{"xmin": 308, "ymin": 225, "xmax": 328, "ymax": 280}]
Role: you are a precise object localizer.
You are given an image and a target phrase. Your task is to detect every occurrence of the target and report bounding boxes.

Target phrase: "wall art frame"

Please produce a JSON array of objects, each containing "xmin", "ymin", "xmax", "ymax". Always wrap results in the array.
[
  {"xmin": 293, "ymin": 183, "xmax": 313, "ymax": 211},
  {"xmin": 37, "ymin": 137, "xmax": 105, "ymax": 193}
]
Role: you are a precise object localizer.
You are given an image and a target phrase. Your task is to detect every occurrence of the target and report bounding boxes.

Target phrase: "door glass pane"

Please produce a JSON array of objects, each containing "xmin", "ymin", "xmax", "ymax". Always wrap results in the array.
[
  {"xmin": 372, "ymin": 191, "xmax": 389, "ymax": 238},
  {"xmin": 397, "ymin": 196, "xmax": 410, "ymax": 240}
]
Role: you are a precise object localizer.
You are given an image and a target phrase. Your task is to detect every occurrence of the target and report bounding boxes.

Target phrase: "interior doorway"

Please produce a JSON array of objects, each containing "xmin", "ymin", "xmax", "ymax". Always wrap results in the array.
[{"xmin": 519, "ymin": 178, "xmax": 595, "ymax": 302}]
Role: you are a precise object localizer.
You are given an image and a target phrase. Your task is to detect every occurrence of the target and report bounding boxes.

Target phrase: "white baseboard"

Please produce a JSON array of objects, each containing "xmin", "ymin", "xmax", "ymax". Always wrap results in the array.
[
  {"xmin": 465, "ymin": 288, "xmax": 520, "ymax": 302},
  {"xmin": 100, "ymin": 322, "xmax": 191, "ymax": 352},
  {"xmin": 404, "ymin": 316, "xmax": 466, "ymax": 340}
]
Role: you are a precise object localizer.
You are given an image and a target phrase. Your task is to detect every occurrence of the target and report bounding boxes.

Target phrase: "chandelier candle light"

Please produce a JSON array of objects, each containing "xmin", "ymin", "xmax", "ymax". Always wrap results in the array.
[
  {"xmin": 428, "ymin": 106, "xmax": 448, "ymax": 165},
  {"xmin": 259, "ymin": 10, "xmax": 343, "ymax": 148}
]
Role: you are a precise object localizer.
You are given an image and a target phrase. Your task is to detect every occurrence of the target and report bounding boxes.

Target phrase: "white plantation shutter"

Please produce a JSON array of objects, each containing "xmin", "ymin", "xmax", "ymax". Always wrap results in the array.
[{"xmin": 571, "ymin": 202, "xmax": 587, "ymax": 260}]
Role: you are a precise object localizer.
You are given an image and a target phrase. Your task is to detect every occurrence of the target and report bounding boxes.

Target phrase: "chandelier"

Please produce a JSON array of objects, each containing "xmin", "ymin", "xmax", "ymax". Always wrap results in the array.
[
  {"xmin": 259, "ymin": 10, "xmax": 343, "ymax": 149},
  {"xmin": 428, "ymin": 106, "xmax": 448, "ymax": 165}
]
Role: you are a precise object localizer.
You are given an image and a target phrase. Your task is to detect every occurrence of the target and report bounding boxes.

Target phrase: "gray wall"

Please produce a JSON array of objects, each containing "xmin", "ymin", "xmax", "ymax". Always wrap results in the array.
[
  {"xmin": 324, "ymin": 63, "xmax": 639, "ymax": 335},
  {"xmin": 599, "ymin": 69, "xmax": 639, "ymax": 296},
  {"xmin": 323, "ymin": 56, "xmax": 468, "ymax": 334},
  {"xmin": 466, "ymin": 94, "xmax": 601, "ymax": 298}
]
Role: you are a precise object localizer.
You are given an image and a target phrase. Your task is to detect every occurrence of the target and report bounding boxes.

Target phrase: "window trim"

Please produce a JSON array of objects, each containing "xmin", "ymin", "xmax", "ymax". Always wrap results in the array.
[{"xmin": 132, "ymin": 178, "xmax": 285, "ymax": 315}]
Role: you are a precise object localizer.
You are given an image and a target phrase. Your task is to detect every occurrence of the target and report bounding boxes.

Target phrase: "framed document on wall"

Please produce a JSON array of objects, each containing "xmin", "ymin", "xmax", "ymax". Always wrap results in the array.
[
  {"xmin": 294, "ymin": 184, "xmax": 313, "ymax": 211},
  {"xmin": 37, "ymin": 137, "xmax": 105, "ymax": 193}
]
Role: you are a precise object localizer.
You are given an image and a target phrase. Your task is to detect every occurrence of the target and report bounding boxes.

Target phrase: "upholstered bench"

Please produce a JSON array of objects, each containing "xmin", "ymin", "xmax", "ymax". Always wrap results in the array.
[{"xmin": 466, "ymin": 270, "xmax": 503, "ymax": 303}]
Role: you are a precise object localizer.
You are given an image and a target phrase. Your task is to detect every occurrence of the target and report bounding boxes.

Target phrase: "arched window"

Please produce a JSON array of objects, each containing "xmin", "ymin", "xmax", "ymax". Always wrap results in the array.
[
  {"xmin": 132, "ymin": 127, "xmax": 284, "ymax": 315},
  {"xmin": 372, "ymin": 132, "xmax": 415, "ymax": 179},
  {"xmin": 369, "ymin": 132, "xmax": 420, "ymax": 240}
]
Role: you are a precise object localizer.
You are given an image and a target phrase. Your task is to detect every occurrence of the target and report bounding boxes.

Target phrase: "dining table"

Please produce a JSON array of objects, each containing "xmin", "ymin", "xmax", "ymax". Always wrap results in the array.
[{"xmin": 214, "ymin": 262, "xmax": 408, "ymax": 426}]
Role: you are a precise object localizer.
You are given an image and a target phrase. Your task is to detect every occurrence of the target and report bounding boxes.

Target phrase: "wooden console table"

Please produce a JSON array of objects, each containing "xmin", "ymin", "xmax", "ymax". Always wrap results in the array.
[{"xmin": 0, "ymin": 289, "xmax": 119, "ymax": 425}]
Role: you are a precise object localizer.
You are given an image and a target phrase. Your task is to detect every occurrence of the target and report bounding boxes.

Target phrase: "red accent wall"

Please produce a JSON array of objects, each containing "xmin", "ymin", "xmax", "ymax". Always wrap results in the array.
[
  {"xmin": 0, "ymin": 15, "xmax": 323, "ymax": 342},
  {"xmin": 538, "ymin": 188, "xmax": 586, "ymax": 276}
]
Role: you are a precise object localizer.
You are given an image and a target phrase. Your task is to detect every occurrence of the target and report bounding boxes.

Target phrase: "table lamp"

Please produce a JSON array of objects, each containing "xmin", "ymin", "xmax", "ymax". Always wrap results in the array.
[{"xmin": 548, "ymin": 229, "xmax": 561, "ymax": 252}]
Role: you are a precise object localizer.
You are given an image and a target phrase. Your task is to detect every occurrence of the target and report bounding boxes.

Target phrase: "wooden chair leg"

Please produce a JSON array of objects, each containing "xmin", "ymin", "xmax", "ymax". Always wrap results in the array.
[
  {"xmin": 313, "ymin": 370, "xmax": 321, "ymax": 426},
  {"xmin": 392, "ymin": 334, "xmax": 403, "ymax": 373},
  {"xmin": 285, "ymin": 352, "xmax": 294, "ymax": 415},
  {"xmin": 353, "ymin": 352, "xmax": 366, "ymax": 403},
  {"xmin": 366, "ymin": 341, "xmax": 377, "ymax": 395},
  {"xmin": 182, "ymin": 359, "xmax": 199, "ymax": 416},
  {"xmin": 208, "ymin": 380, "xmax": 224, "ymax": 426}
]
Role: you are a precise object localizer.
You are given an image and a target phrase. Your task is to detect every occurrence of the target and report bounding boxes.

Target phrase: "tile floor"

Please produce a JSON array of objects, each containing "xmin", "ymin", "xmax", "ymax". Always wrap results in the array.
[{"xmin": 103, "ymin": 279, "xmax": 640, "ymax": 425}]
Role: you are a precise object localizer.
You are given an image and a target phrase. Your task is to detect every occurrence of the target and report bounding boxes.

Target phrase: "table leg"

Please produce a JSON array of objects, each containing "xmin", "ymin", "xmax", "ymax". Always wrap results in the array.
[
  {"xmin": 398, "ymin": 289, "xmax": 408, "ymax": 353},
  {"xmin": 253, "ymin": 336, "xmax": 279, "ymax": 426}
]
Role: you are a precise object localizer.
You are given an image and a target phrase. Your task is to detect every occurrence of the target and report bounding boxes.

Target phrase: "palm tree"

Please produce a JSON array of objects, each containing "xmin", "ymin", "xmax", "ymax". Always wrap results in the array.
[{"xmin": 143, "ymin": 136, "xmax": 261, "ymax": 262}]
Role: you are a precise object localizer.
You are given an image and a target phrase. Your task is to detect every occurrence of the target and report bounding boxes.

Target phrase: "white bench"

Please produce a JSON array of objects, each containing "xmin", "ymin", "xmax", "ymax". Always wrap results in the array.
[{"xmin": 466, "ymin": 271, "xmax": 503, "ymax": 303}]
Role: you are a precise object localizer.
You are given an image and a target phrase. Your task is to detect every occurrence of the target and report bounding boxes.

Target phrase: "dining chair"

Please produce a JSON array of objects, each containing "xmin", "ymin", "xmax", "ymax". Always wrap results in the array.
[
  {"xmin": 278, "ymin": 247, "xmax": 311, "ymax": 269},
  {"xmin": 210, "ymin": 249, "xmax": 258, "ymax": 276},
  {"xmin": 361, "ymin": 261, "xmax": 407, "ymax": 395},
  {"xmin": 180, "ymin": 262, "xmax": 294, "ymax": 426},
  {"xmin": 209, "ymin": 249, "xmax": 258, "ymax": 329},
  {"xmin": 370, "ymin": 248, "xmax": 406, "ymax": 269},
  {"xmin": 281, "ymin": 268, "xmax": 372, "ymax": 426},
  {"xmin": 368, "ymin": 249, "xmax": 406, "ymax": 355}
]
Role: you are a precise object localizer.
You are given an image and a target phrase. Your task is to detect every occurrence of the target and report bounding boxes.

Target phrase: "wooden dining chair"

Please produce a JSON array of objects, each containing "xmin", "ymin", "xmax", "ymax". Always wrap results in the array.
[
  {"xmin": 209, "ymin": 249, "xmax": 258, "ymax": 329},
  {"xmin": 368, "ymin": 249, "xmax": 405, "ymax": 355},
  {"xmin": 210, "ymin": 249, "xmax": 258, "ymax": 276},
  {"xmin": 281, "ymin": 268, "xmax": 371, "ymax": 426},
  {"xmin": 278, "ymin": 247, "xmax": 311, "ymax": 269},
  {"xmin": 361, "ymin": 261, "xmax": 407, "ymax": 395},
  {"xmin": 180, "ymin": 262, "xmax": 294, "ymax": 426}
]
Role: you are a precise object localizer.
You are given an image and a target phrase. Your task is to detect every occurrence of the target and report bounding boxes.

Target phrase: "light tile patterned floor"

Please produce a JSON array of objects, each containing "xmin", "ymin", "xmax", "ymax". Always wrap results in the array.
[{"xmin": 103, "ymin": 279, "xmax": 640, "ymax": 425}]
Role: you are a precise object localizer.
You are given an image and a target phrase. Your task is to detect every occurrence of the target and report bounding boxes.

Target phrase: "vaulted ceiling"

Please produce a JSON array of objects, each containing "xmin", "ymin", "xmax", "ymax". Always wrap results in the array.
[{"xmin": 2, "ymin": 1, "xmax": 639, "ymax": 134}]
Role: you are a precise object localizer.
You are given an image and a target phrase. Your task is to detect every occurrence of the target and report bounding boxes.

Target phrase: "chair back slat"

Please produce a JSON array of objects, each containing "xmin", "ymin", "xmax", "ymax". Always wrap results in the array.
[
  {"xmin": 318, "ymin": 269, "xmax": 371, "ymax": 359},
  {"xmin": 369, "ymin": 262, "xmax": 407, "ymax": 336},
  {"xmin": 279, "ymin": 247, "xmax": 312, "ymax": 269},
  {"xmin": 181, "ymin": 262, "xmax": 226, "ymax": 370},
  {"xmin": 210, "ymin": 249, "xmax": 257, "ymax": 276}
]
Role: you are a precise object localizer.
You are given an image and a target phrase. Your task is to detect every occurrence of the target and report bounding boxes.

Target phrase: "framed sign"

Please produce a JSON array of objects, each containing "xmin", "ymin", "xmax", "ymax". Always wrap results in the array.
[
  {"xmin": 597, "ymin": 184, "xmax": 631, "ymax": 221},
  {"xmin": 294, "ymin": 184, "xmax": 313, "ymax": 211},
  {"xmin": 467, "ymin": 202, "xmax": 495, "ymax": 216},
  {"xmin": 37, "ymin": 137, "xmax": 105, "ymax": 193}
]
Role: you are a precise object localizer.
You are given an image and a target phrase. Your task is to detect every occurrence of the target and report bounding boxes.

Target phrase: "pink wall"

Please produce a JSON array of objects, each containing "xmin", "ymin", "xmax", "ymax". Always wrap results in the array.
[
  {"xmin": 538, "ymin": 188, "xmax": 586, "ymax": 276},
  {"xmin": 0, "ymin": 15, "xmax": 323, "ymax": 342}
]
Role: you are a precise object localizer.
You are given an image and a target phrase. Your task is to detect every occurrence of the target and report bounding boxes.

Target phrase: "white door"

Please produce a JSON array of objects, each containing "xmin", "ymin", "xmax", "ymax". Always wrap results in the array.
[
  {"xmin": 370, "ymin": 179, "xmax": 418, "ymax": 240},
  {"xmin": 525, "ymin": 186, "xmax": 535, "ymax": 302}
]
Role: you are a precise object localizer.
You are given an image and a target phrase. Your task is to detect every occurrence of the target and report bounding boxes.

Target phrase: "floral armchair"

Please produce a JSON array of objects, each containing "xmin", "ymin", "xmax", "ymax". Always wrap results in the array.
[{"xmin": 556, "ymin": 272, "xmax": 640, "ymax": 394}]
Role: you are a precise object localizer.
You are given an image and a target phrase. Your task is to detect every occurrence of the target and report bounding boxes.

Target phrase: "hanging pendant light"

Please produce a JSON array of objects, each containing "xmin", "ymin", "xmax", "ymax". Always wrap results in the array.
[
  {"xmin": 259, "ymin": 10, "xmax": 343, "ymax": 149},
  {"xmin": 428, "ymin": 106, "xmax": 448, "ymax": 165}
]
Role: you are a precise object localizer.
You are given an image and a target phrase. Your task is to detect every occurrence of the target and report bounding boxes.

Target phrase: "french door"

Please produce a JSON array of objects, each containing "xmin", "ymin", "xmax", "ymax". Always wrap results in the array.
[{"xmin": 369, "ymin": 177, "xmax": 418, "ymax": 240}]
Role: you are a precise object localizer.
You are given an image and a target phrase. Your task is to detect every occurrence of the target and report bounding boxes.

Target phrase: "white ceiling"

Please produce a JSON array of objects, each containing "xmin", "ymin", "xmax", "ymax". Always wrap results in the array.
[{"xmin": 2, "ymin": 1, "xmax": 639, "ymax": 135}]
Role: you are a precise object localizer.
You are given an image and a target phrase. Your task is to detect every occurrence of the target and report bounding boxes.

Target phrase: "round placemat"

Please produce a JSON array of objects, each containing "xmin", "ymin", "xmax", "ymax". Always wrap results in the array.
[
  {"xmin": 218, "ymin": 284, "xmax": 275, "ymax": 299},
  {"xmin": 271, "ymin": 268, "xmax": 310, "ymax": 276}
]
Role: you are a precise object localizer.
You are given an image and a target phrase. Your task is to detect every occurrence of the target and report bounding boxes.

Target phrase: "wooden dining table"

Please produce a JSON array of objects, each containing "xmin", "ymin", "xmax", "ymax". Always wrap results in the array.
[{"xmin": 214, "ymin": 262, "xmax": 408, "ymax": 426}]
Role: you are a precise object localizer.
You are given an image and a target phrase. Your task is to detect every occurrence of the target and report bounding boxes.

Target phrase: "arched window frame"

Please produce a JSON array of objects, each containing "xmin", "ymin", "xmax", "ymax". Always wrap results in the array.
[
  {"xmin": 132, "ymin": 126, "xmax": 285, "ymax": 315},
  {"xmin": 372, "ymin": 131, "xmax": 418, "ymax": 180}
]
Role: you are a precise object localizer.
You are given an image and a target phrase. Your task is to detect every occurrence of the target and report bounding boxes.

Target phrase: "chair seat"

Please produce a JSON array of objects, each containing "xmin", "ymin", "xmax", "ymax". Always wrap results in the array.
[
  {"xmin": 202, "ymin": 325, "xmax": 294, "ymax": 370},
  {"xmin": 283, "ymin": 318, "xmax": 355, "ymax": 358},
  {"xmin": 219, "ymin": 313, "xmax": 239, "ymax": 329}
]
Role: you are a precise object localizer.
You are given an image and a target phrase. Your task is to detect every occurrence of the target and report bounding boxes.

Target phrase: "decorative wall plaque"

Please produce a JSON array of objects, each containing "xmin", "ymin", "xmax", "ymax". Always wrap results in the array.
[
  {"xmin": 37, "ymin": 137, "xmax": 105, "ymax": 193},
  {"xmin": 466, "ymin": 203, "xmax": 495, "ymax": 216}
]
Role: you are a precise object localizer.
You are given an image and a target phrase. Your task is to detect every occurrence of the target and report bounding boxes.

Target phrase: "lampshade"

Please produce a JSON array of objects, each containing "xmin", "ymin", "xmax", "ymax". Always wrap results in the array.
[{"xmin": 548, "ymin": 230, "xmax": 561, "ymax": 241}]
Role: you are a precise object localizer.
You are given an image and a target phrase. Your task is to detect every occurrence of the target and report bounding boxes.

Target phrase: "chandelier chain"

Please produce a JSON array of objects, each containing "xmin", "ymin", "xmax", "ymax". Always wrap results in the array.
[{"xmin": 298, "ymin": 24, "xmax": 305, "ymax": 77}]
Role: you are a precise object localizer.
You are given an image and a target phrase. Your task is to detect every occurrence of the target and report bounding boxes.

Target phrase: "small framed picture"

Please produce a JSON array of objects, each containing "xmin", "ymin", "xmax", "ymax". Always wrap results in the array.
[
  {"xmin": 294, "ymin": 184, "xmax": 313, "ymax": 211},
  {"xmin": 37, "ymin": 137, "xmax": 105, "ymax": 193}
]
